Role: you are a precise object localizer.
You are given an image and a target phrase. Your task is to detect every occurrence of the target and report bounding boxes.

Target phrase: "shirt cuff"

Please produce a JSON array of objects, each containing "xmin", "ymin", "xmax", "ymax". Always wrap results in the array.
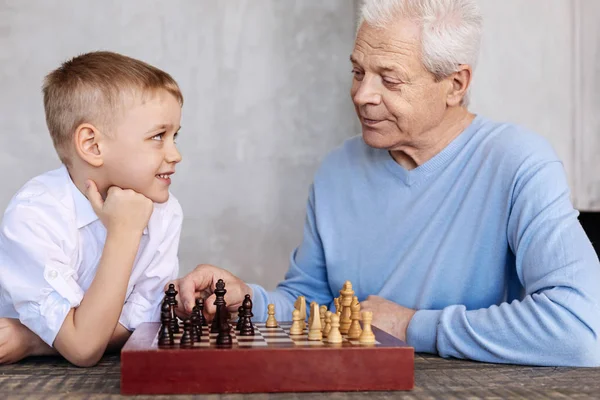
[
  {"xmin": 406, "ymin": 309, "xmax": 443, "ymax": 354},
  {"xmin": 22, "ymin": 291, "xmax": 73, "ymax": 347},
  {"xmin": 119, "ymin": 292, "xmax": 158, "ymax": 331},
  {"xmin": 247, "ymin": 283, "xmax": 268, "ymax": 322}
]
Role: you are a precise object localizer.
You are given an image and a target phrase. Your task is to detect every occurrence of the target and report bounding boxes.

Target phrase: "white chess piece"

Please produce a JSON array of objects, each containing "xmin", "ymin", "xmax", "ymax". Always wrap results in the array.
[
  {"xmin": 308, "ymin": 301, "xmax": 317, "ymax": 327},
  {"xmin": 347, "ymin": 296, "xmax": 362, "ymax": 339},
  {"xmin": 323, "ymin": 311, "xmax": 332, "ymax": 338},
  {"xmin": 294, "ymin": 296, "xmax": 307, "ymax": 330},
  {"xmin": 308, "ymin": 302, "xmax": 323, "ymax": 341},
  {"xmin": 319, "ymin": 305, "xmax": 327, "ymax": 332},
  {"xmin": 339, "ymin": 281, "xmax": 354, "ymax": 334},
  {"xmin": 290, "ymin": 309, "xmax": 304, "ymax": 335},
  {"xmin": 327, "ymin": 313, "xmax": 343, "ymax": 344},
  {"xmin": 266, "ymin": 304, "xmax": 278, "ymax": 328},
  {"xmin": 359, "ymin": 310, "xmax": 376, "ymax": 345}
]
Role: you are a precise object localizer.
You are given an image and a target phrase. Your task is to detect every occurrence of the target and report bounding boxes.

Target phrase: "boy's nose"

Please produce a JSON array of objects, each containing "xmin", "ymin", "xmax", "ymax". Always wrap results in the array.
[{"xmin": 166, "ymin": 145, "xmax": 182, "ymax": 164}]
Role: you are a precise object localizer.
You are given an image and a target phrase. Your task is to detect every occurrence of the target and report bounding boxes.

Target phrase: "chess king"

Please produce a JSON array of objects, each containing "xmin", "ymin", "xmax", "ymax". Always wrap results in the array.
[{"xmin": 172, "ymin": 0, "xmax": 600, "ymax": 368}]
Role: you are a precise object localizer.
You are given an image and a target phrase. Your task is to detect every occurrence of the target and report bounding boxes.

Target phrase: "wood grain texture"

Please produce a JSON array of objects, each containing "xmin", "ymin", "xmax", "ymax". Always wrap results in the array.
[
  {"xmin": 3, "ymin": 353, "xmax": 600, "ymax": 399},
  {"xmin": 120, "ymin": 322, "xmax": 414, "ymax": 394}
]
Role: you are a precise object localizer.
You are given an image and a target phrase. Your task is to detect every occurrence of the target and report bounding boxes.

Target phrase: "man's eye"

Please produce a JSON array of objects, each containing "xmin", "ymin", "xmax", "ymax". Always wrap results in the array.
[
  {"xmin": 382, "ymin": 77, "xmax": 400, "ymax": 85},
  {"xmin": 152, "ymin": 133, "xmax": 165, "ymax": 141},
  {"xmin": 352, "ymin": 69, "xmax": 364, "ymax": 80}
]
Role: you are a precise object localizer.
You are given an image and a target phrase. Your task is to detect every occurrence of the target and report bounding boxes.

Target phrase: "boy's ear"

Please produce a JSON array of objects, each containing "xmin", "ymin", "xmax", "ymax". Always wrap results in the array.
[{"xmin": 73, "ymin": 123, "xmax": 104, "ymax": 167}]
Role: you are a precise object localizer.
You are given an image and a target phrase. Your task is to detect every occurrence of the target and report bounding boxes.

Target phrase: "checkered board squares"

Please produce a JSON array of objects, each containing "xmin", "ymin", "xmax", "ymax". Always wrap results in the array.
[{"xmin": 154, "ymin": 321, "xmax": 379, "ymax": 348}]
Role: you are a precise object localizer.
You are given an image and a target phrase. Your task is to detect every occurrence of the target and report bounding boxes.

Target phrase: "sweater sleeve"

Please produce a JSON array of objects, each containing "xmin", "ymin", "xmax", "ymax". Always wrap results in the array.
[
  {"xmin": 249, "ymin": 184, "xmax": 334, "ymax": 322},
  {"xmin": 407, "ymin": 160, "xmax": 600, "ymax": 366}
]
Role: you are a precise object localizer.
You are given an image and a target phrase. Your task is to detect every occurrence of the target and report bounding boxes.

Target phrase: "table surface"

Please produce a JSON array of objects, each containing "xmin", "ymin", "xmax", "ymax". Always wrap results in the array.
[{"xmin": 1, "ymin": 353, "xmax": 599, "ymax": 400}]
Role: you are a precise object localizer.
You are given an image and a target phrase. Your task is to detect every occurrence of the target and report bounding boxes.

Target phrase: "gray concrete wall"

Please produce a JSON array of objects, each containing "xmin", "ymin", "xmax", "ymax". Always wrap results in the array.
[
  {"xmin": 0, "ymin": 1, "xmax": 359, "ymax": 288},
  {"xmin": 1, "ymin": 1, "xmax": 598, "ymax": 290}
]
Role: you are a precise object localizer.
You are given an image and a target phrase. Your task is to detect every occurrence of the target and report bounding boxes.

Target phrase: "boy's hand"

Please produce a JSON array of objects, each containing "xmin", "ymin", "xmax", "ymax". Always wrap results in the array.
[
  {"xmin": 85, "ymin": 180, "xmax": 153, "ymax": 235},
  {"xmin": 0, "ymin": 318, "xmax": 54, "ymax": 364},
  {"xmin": 168, "ymin": 264, "xmax": 253, "ymax": 322}
]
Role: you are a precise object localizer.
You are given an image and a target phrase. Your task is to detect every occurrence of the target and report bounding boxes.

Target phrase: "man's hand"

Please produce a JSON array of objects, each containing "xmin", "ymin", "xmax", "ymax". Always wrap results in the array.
[
  {"xmin": 167, "ymin": 264, "xmax": 253, "ymax": 322},
  {"xmin": 85, "ymin": 180, "xmax": 153, "ymax": 235},
  {"xmin": 360, "ymin": 295, "xmax": 416, "ymax": 342},
  {"xmin": 0, "ymin": 318, "xmax": 56, "ymax": 364}
]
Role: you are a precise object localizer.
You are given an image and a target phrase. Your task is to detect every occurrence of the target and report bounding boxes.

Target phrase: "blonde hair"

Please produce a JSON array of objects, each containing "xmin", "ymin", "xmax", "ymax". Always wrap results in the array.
[{"xmin": 42, "ymin": 51, "xmax": 183, "ymax": 164}]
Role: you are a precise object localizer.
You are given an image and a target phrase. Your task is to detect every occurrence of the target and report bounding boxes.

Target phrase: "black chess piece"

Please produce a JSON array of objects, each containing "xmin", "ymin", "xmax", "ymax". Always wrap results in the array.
[
  {"xmin": 161, "ymin": 297, "xmax": 179, "ymax": 334},
  {"xmin": 191, "ymin": 306, "xmax": 202, "ymax": 342},
  {"xmin": 211, "ymin": 279, "xmax": 227, "ymax": 333},
  {"xmin": 166, "ymin": 284, "xmax": 180, "ymax": 333},
  {"xmin": 195, "ymin": 298, "xmax": 206, "ymax": 326},
  {"xmin": 216, "ymin": 304, "xmax": 232, "ymax": 347},
  {"xmin": 239, "ymin": 294, "xmax": 255, "ymax": 336},
  {"xmin": 180, "ymin": 319, "xmax": 194, "ymax": 348},
  {"xmin": 158, "ymin": 308, "xmax": 174, "ymax": 346},
  {"xmin": 235, "ymin": 306, "xmax": 244, "ymax": 331}
]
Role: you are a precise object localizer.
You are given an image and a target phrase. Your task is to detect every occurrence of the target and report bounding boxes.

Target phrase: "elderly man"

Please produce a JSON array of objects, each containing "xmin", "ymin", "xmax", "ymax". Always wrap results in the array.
[{"xmin": 174, "ymin": 0, "xmax": 600, "ymax": 367}]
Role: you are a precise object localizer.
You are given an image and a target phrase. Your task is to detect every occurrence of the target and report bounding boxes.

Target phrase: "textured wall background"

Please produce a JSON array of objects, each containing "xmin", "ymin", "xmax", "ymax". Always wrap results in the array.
[{"xmin": 0, "ymin": 1, "xmax": 597, "ymax": 290}]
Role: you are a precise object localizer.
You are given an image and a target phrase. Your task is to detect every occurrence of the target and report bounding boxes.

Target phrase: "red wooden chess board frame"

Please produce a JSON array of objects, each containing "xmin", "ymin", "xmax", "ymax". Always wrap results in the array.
[{"xmin": 120, "ymin": 321, "xmax": 414, "ymax": 394}]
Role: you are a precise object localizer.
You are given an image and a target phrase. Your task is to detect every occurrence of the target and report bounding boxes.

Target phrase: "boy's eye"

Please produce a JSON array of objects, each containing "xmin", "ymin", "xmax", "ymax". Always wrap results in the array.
[{"xmin": 152, "ymin": 133, "xmax": 165, "ymax": 141}]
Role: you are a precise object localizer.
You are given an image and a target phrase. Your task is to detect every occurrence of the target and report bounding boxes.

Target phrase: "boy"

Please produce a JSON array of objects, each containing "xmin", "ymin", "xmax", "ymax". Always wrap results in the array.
[{"xmin": 0, "ymin": 51, "xmax": 183, "ymax": 366}]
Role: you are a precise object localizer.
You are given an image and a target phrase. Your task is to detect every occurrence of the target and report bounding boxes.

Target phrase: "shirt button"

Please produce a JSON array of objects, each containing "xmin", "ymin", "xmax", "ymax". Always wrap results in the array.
[{"xmin": 48, "ymin": 270, "xmax": 58, "ymax": 280}]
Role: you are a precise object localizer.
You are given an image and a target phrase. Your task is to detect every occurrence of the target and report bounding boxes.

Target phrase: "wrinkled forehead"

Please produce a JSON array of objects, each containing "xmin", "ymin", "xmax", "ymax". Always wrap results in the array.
[{"xmin": 352, "ymin": 21, "xmax": 423, "ymax": 70}]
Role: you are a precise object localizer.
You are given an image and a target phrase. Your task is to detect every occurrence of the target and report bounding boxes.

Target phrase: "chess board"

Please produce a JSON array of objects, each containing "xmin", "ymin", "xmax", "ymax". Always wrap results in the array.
[{"xmin": 121, "ymin": 321, "xmax": 414, "ymax": 394}]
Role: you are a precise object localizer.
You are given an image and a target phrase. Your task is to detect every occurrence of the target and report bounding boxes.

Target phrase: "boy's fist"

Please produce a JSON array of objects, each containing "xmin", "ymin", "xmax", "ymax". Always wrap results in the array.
[{"xmin": 85, "ymin": 180, "xmax": 153, "ymax": 234}]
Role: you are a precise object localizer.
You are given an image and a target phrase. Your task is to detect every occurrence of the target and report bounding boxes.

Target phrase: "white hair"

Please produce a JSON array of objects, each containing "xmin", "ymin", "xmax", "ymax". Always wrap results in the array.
[{"xmin": 357, "ymin": 0, "xmax": 483, "ymax": 106}]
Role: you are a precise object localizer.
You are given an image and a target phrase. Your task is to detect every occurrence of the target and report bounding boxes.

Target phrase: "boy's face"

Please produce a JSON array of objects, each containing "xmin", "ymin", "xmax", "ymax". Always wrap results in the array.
[{"xmin": 101, "ymin": 89, "xmax": 182, "ymax": 203}]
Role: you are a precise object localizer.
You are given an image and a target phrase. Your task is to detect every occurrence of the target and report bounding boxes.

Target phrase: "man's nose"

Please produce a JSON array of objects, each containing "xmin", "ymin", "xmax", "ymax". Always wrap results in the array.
[{"xmin": 352, "ymin": 75, "xmax": 382, "ymax": 106}]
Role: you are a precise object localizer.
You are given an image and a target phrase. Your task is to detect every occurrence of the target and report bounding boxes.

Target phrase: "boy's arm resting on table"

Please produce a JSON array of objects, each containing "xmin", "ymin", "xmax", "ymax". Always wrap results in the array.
[
  {"xmin": 0, "ymin": 183, "xmax": 152, "ymax": 367},
  {"xmin": 0, "ymin": 318, "xmax": 130, "ymax": 364},
  {"xmin": 406, "ymin": 161, "xmax": 600, "ymax": 366},
  {"xmin": 52, "ymin": 229, "xmax": 144, "ymax": 366}
]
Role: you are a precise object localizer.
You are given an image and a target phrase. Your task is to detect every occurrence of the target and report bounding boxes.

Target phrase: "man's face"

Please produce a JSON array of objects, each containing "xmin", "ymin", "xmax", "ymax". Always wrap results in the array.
[
  {"xmin": 350, "ymin": 21, "xmax": 450, "ymax": 151},
  {"xmin": 101, "ymin": 89, "xmax": 182, "ymax": 203}
]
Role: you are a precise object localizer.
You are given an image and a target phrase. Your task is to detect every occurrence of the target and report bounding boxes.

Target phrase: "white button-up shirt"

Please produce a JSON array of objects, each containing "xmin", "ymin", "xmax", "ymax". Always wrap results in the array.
[{"xmin": 0, "ymin": 166, "xmax": 182, "ymax": 346}]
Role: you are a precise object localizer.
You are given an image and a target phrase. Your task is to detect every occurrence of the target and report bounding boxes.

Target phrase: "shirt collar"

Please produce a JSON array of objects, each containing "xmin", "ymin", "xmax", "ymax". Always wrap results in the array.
[{"xmin": 62, "ymin": 166, "xmax": 149, "ymax": 234}]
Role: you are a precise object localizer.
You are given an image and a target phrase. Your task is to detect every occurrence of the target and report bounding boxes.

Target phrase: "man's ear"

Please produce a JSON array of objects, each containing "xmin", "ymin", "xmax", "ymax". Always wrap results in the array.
[
  {"xmin": 446, "ymin": 64, "xmax": 472, "ymax": 107},
  {"xmin": 73, "ymin": 123, "xmax": 104, "ymax": 167}
]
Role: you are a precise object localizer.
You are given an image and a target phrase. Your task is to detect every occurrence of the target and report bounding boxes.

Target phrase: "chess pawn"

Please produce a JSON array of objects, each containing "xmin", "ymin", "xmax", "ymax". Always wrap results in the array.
[
  {"xmin": 323, "ymin": 311, "xmax": 332, "ymax": 338},
  {"xmin": 236, "ymin": 305, "xmax": 244, "ymax": 331},
  {"xmin": 266, "ymin": 304, "xmax": 278, "ymax": 328},
  {"xmin": 327, "ymin": 313, "xmax": 343, "ymax": 344},
  {"xmin": 359, "ymin": 311, "xmax": 376, "ymax": 345},
  {"xmin": 319, "ymin": 305, "xmax": 327, "ymax": 332},
  {"xmin": 339, "ymin": 281, "xmax": 354, "ymax": 334},
  {"xmin": 308, "ymin": 302, "xmax": 322, "ymax": 341},
  {"xmin": 333, "ymin": 297, "xmax": 340, "ymax": 314},
  {"xmin": 180, "ymin": 319, "xmax": 194, "ymax": 348},
  {"xmin": 289, "ymin": 309, "xmax": 304, "ymax": 335},
  {"xmin": 347, "ymin": 296, "xmax": 362, "ymax": 339}
]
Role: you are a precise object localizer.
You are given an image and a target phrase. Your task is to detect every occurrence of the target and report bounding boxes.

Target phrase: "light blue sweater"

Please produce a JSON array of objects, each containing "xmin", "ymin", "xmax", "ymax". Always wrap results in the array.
[{"xmin": 250, "ymin": 115, "xmax": 600, "ymax": 366}]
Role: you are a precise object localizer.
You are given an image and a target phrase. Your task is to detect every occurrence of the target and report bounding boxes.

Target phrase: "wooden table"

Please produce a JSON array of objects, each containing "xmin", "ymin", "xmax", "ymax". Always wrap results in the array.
[{"xmin": 1, "ymin": 353, "xmax": 599, "ymax": 399}]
